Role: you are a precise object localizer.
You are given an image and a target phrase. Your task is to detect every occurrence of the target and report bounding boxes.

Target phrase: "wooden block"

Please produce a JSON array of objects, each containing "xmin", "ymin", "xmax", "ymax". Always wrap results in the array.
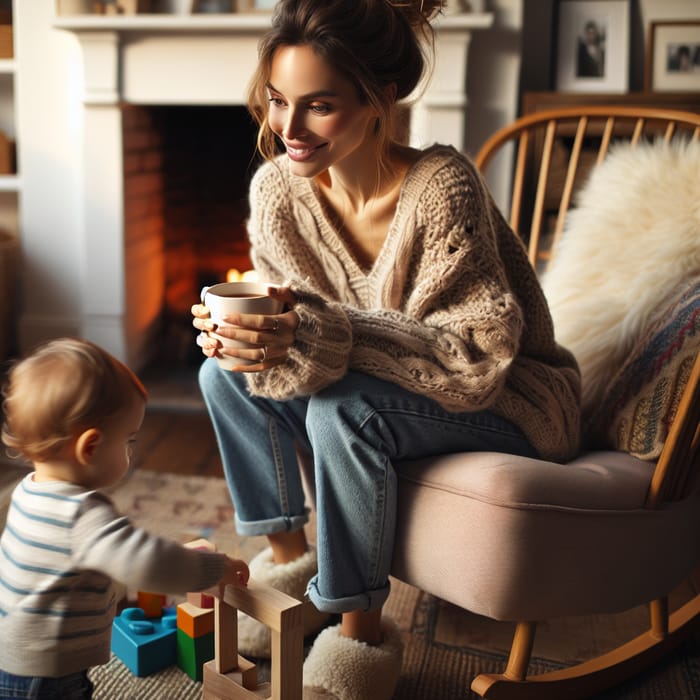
[
  {"xmin": 177, "ymin": 628, "xmax": 214, "ymax": 681},
  {"xmin": 203, "ymin": 659, "xmax": 267, "ymax": 699},
  {"xmin": 187, "ymin": 591, "xmax": 215, "ymax": 608},
  {"xmin": 177, "ymin": 602, "xmax": 215, "ymax": 638},
  {"xmin": 215, "ymin": 596, "xmax": 238, "ymax": 673},
  {"xmin": 137, "ymin": 590, "xmax": 166, "ymax": 618},
  {"xmin": 270, "ymin": 626, "xmax": 303, "ymax": 700},
  {"xmin": 221, "ymin": 580, "xmax": 304, "ymax": 633}
]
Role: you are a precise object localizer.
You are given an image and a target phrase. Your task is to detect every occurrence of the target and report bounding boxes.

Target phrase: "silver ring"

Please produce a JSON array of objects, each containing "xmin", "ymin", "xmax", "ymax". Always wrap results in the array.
[
  {"xmin": 261, "ymin": 346, "xmax": 267, "ymax": 361},
  {"xmin": 272, "ymin": 319, "xmax": 279, "ymax": 333}
]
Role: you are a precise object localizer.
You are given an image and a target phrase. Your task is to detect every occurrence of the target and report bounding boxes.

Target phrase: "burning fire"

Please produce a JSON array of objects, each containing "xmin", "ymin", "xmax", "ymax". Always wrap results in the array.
[{"xmin": 226, "ymin": 268, "xmax": 259, "ymax": 283}]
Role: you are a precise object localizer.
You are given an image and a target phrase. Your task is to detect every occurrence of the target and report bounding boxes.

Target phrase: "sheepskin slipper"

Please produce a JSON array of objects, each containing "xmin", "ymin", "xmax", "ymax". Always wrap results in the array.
[
  {"xmin": 302, "ymin": 621, "xmax": 403, "ymax": 700},
  {"xmin": 237, "ymin": 546, "xmax": 330, "ymax": 658}
]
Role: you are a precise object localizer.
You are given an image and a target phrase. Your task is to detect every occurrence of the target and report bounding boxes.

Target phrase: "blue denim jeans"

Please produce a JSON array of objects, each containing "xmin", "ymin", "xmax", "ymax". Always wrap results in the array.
[
  {"xmin": 199, "ymin": 361, "xmax": 537, "ymax": 615},
  {"xmin": 0, "ymin": 670, "xmax": 93, "ymax": 700}
]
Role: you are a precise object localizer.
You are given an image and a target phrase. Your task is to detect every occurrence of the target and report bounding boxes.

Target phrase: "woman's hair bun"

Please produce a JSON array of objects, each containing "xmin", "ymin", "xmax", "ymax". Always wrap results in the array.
[{"xmin": 387, "ymin": 0, "xmax": 444, "ymax": 27}]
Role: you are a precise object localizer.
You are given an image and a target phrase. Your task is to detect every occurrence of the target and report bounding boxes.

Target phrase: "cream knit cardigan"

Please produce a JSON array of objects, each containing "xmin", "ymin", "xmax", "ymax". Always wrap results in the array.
[{"xmin": 245, "ymin": 145, "xmax": 581, "ymax": 462}]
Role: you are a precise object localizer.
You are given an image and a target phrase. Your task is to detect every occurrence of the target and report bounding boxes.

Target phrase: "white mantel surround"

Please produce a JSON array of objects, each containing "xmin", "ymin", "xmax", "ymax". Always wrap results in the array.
[{"xmin": 53, "ymin": 11, "xmax": 493, "ymax": 369}]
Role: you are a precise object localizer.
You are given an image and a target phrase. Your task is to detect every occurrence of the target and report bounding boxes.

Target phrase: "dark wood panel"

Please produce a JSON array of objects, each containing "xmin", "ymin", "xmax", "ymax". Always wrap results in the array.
[
  {"xmin": 133, "ymin": 410, "xmax": 224, "ymax": 478},
  {"xmin": 522, "ymin": 91, "xmax": 700, "ymax": 115}
]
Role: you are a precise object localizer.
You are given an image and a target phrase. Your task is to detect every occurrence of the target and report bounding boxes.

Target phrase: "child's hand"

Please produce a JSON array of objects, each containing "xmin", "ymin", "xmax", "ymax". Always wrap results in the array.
[{"xmin": 217, "ymin": 556, "xmax": 250, "ymax": 598}]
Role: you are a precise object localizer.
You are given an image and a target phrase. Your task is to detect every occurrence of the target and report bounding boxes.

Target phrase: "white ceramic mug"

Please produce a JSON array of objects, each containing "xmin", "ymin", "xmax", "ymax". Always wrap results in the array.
[{"xmin": 201, "ymin": 281, "xmax": 283, "ymax": 369}]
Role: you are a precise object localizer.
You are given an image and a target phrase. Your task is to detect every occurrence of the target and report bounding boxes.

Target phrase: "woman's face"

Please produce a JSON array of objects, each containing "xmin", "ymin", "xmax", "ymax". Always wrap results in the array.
[{"xmin": 266, "ymin": 44, "xmax": 379, "ymax": 178}]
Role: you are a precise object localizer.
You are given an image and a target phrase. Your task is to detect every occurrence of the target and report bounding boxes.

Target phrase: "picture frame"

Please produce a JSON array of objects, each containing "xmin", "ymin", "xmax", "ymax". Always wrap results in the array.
[
  {"xmin": 556, "ymin": 0, "xmax": 630, "ymax": 93},
  {"xmin": 645, "ymin": 21, "xmax": 700, "ymax": 93}
]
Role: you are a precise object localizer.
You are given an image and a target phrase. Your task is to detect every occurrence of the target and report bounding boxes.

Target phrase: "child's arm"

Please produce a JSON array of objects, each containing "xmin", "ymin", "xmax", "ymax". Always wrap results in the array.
[{"xmin": 72, "ymin": 495, "xmax": 247, "ymax": 595}]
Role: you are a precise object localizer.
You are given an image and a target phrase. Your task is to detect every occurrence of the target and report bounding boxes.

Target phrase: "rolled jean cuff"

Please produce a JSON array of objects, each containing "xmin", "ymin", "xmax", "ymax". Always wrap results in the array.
[
  {"xmin": 234, "ymin": 509, "xmax": 309, "ymax": 537},
  {"xmin": 305, "ymin": 575, "xmax": 391, "ymax": 614}
]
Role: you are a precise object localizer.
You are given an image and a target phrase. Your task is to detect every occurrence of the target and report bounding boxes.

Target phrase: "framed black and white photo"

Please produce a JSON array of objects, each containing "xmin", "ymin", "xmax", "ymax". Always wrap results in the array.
[
  {"xmin": 645, "ymin": 21, "xmax": 700, "ymax": 92},
  {"xmin": 556, "ymin": 0, "xmax": 630, "ymax": 93}
]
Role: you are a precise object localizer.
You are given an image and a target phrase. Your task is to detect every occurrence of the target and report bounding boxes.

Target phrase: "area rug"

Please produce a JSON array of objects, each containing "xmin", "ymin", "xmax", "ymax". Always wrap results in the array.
[{"xmin": 3, "ymin": 466, "xmax": 700, "ymax": 699}]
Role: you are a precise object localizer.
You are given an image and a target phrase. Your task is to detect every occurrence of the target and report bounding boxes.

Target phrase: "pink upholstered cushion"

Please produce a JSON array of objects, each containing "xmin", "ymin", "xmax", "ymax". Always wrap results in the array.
[{"xmin": 392, "ymin": 451, "xmax": 700, "ymax": 622}]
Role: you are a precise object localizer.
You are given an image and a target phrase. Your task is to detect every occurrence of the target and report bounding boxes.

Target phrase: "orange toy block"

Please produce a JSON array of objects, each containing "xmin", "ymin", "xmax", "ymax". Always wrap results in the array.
[
  {"xmin": 177, "ymin": 601, "xmax": 215, "ymax": 638},
  {"xmin": 137, "ymin": 591, "xmax": 166, "ymax": 618}
]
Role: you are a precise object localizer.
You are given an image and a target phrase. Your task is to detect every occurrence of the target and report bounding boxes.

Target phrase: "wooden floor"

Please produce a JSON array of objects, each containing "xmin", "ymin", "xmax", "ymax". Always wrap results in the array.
[{"xmin": 131, "ymin": 409, "xmax": 224, "ymax": 479}]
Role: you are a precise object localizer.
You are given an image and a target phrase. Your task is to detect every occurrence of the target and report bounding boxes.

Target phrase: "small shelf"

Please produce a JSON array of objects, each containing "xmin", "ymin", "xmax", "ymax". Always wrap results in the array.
[
  {"xmin": 52, "ymin": 13, "xmax": 273, "ymax": 33},
  {"xmin": 52, "ymin": 10, "xmax": 494, "ymax": 34}
]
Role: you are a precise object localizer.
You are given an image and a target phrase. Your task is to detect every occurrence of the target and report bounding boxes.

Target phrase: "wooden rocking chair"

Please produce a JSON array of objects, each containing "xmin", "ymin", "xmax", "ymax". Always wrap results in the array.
[{"xmin": 387, "ymin": 106, "xmax": 700, "ymax": 699}]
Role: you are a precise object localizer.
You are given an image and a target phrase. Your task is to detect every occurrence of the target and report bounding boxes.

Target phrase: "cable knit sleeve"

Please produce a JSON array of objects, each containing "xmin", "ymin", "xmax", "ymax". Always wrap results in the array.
[{"xmin": 244, "ymin": 159, "xmax": 353, "ymax": 399}]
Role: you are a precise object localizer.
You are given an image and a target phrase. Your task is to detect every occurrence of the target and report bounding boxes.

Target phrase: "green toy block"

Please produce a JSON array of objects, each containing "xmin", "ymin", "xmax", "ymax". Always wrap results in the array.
[{"xmin": 177, "ymin": 627, "xmax": 214, "ymax": 682}]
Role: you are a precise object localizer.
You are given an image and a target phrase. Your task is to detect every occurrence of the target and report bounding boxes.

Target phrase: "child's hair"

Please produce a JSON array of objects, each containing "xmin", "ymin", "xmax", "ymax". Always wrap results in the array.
[
  {"xmin": 247, "ymin": 0, "xmax": 443, "ymax": 173},
  {"xmin": 1, "ymin": 337, "xmax": 147, "ymax": 462}
]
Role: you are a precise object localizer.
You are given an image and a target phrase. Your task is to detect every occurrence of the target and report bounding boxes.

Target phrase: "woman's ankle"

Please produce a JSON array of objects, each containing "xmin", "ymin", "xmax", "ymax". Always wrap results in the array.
[
  {"xmin": 340, "ymin": 608, "xmax": 383, "ymax": 645},
  {"xmin": 268, "ymin": 529, "xmax": 308, "ymax": 564}
]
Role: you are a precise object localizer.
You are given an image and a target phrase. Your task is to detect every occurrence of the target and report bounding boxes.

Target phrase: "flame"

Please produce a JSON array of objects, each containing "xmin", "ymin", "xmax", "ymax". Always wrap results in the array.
[{"xmin": 226, "ymin": 268, "xmax": 259, "ymax": 283}]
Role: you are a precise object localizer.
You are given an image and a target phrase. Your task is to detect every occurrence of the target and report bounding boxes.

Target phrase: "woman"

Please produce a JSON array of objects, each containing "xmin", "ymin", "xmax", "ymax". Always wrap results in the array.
[{"xmin": 192, "ymin": 1, "xmax": 581, "ymax": 697}]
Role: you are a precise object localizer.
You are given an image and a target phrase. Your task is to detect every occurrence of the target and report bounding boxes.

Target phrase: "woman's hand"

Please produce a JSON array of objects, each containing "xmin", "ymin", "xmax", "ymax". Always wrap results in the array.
[{"xmin": 192, "ymin": 286, "xmax": 299, "ymax": 371}]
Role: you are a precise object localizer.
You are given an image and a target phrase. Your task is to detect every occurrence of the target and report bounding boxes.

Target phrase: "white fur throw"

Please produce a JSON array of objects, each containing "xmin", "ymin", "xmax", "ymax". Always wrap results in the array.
[{"xmin": 541, "ymin": 138, "xmax": 700, "ymax": 419}]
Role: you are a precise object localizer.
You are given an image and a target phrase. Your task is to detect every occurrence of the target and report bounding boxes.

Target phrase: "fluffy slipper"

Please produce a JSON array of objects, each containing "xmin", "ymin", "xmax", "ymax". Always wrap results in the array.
[
  {"xmin": 237, "ymin": 546, "xmax": 330, "ymax": 658},
  {"xmin": 302, "ymin": 620, "xmax": 403, "ymax": 700}
]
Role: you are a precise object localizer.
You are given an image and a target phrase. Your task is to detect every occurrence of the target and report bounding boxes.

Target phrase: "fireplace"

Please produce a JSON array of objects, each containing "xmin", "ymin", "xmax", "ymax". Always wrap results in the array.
[
  {"xmin": 121, "ymin": 103, "xmax": 261, "ymax": 366},
  {"xmin": 54, "ymin": 11, "xmax": 493, "ymax": 370}
]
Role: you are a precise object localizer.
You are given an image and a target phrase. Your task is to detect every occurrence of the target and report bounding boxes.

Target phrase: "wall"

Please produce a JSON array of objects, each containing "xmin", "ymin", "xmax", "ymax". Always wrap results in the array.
[
  {"xmin": 15, "ymin": 2, "xmax": 84, "ymax": 350},
  {"xmin": 519, "ymin": 0, "xmax": 700, "ymax": 95},
  {"xmin": 478, "ymin": 0, "xmax": 700, "ymax": 208}
]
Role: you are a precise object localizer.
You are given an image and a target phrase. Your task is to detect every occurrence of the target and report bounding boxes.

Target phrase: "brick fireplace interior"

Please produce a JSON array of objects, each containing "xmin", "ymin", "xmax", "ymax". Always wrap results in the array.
[{"xmin": 123, "ymin": 104, "xmax": 263, "ymax": 368}]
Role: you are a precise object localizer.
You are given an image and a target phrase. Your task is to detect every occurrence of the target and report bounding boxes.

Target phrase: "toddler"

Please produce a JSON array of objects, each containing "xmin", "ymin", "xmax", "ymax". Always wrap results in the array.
[{"xmin": 0, "ymin": 337, "xmax": 249, "ymax": 700}]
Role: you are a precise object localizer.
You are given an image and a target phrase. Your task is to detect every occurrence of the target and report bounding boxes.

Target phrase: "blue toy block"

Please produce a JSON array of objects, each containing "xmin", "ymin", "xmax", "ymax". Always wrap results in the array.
[{"xmin": 111, "ymin": 607, "xmax": 178, "ymax": 677}]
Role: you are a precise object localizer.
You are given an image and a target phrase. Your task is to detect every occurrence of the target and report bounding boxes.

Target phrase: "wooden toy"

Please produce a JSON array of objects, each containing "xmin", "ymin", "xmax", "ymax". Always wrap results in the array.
[
  {"xmin": 177, "ymin": 601, "xmax": 215, "ymax": 638},
  {"xmin": 137, "ymin": 590, "xmax": 166, "ymax": 618},
  {"xmin": 202, "ymin": 580, "xmax": 304, "ymax": 700},
  {"xmin": 177, "ymin": 601, "xmax": 216, "ymax": 681}
]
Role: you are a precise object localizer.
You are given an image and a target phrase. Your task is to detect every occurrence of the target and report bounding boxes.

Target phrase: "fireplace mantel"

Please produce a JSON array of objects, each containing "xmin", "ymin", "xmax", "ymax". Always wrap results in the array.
[
  {"xmin": 55, "ymin": 12, "xmax": 494, "ymax": 122},
  {"xmin": 53, "ymin": 11, "xmax": 494, "ymax": 368}
]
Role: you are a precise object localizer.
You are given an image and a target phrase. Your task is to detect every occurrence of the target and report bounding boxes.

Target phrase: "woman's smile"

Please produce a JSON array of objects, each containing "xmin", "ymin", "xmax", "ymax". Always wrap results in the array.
[{"xmin": 285, "ymin": 142, "xmax": 328, "ymax": 162}]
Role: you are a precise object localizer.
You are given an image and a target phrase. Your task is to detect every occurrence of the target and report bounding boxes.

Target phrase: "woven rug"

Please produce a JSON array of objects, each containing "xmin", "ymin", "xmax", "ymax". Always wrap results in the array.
[{"xmin": 3, "ymin": 466, "xmax": 700, "ymax": 699}]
